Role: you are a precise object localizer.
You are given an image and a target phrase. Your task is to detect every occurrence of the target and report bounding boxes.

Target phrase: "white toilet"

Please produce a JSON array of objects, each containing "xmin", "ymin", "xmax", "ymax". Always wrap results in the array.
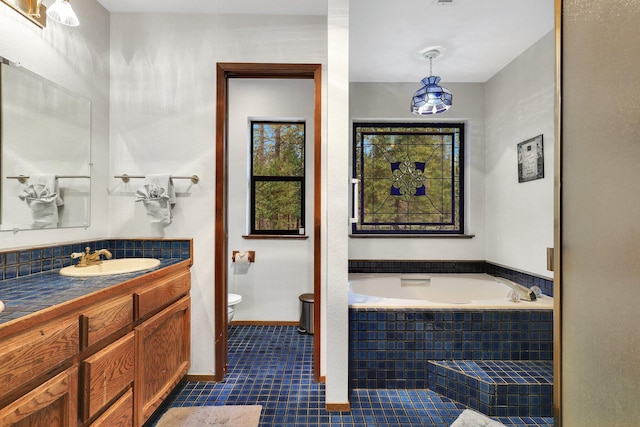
[{"xmin": 228, "ymin": 293, "xmax": 243, "ymax": 323}]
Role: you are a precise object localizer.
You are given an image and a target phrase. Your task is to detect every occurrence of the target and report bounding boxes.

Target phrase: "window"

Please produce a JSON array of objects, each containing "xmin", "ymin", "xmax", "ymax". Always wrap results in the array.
[
  {"xmin": 352, "ymin": 123, "xmax": 464, "ymax": 235},
  {"xmin": 250, "ymin": 121, "xmax": 305, "ymax": 235}
]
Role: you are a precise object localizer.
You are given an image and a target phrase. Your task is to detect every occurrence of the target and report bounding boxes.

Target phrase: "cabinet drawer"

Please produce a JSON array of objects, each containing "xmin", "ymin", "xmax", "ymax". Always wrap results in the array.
[
  {"xmin": 134, "ymin": 270, "xmax": 190, "ymax": 320},
  {"xmin": 82, "ymin": 295, "xmax": 133, "ymax": 348},
  {"xmin": 81, "ymin": 332, "xmax": 135, "ymax": 421},
  {"xmin": 0, "ymin": 315, "xmax": 79, "ymax": 401},
  {"xmin": 0, "ymin": 366, "xmax": 78, "ymax": 427},
  {"xmin": 89, "ymin": 389, "xmax": 133, "ymax": 427}
]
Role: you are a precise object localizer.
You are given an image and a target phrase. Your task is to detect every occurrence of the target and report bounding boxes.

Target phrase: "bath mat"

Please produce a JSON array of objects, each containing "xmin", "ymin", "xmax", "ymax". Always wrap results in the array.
[
  {"xmin": 450, "ymin": 409, "xmax": 506, "ymax": 427},
  {"xmin": 155, "ymin": 405, "xmax": 262, "ymax": 427}
]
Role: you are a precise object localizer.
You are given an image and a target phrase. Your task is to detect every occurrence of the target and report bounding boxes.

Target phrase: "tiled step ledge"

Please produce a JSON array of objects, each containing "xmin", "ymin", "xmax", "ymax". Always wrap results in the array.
[{"xmin": 428, "ymin": 360, "xmax": 553, "ymax": 418}]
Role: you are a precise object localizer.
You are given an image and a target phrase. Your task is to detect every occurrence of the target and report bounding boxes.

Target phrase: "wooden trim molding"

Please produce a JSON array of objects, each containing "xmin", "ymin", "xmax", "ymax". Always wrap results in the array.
[
  {"xmin": 326, "ymin": 403, "xmax": 351, "ymax": 412},
  {"xmin": 183, "ymin": 375, "xmax": 217, "ymax": 382},
  {"xmin": 553, "ymin": 0, "xmax": 563, "ymax": 424},
  {"xmin": 215, "ymin": 63, "xmax": 323, "ymax": 383},
  {"xmin": 230, "ymin": 321, "xmax": 300, "ymax": 326}
]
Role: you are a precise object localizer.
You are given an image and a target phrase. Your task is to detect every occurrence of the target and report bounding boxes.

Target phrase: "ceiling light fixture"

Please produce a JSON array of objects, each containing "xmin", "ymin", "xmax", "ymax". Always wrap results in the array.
[
  {"xmin": 46, "ymin": 0, "xmax": 79, "ymax": 26},
  {"xmin": 411, "ymin": 49, "xmax": 452, "ymax": 115}
]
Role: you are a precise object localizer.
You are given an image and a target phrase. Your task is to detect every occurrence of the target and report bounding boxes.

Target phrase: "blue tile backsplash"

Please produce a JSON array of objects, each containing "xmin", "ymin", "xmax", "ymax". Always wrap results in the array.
[{"xmin": 0, "ymin": 239, "xmax": 190, "ymax": 281}]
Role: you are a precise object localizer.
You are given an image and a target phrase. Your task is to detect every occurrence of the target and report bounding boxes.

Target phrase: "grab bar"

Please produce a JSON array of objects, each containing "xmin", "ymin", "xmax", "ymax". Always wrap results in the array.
[{"xmin": 350, "ymin": 178, "xmax": 360, "ymax": 224}]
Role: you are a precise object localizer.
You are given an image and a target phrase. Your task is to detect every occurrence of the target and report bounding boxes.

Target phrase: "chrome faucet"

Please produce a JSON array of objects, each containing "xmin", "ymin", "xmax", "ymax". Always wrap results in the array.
[{"xmin": 70, "ymin": 247, "xmax": 112, "ymax": 267}]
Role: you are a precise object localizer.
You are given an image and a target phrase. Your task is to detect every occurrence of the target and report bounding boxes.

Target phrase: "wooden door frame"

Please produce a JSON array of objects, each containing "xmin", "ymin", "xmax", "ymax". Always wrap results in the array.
[{"xmin": 214, "ymin": 63, "xmax": 322, "ymax": 381}]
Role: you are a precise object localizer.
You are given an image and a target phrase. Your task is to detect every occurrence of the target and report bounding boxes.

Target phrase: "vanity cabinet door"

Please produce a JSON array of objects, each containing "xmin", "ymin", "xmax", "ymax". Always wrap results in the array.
[
  {"xmin": 0, "ymin": 366, "xmax": 78, "ymax": 427},
  {"xmin": 134, "ymin": 295, "xmax": 190, "ymax": 427},
  {"xmin": 81, "ymin": 332, "xmax": 135, "ymax": 421}
]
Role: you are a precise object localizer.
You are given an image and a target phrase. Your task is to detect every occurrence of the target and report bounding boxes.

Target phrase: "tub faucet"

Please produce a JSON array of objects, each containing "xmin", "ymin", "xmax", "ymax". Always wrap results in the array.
[
  {"xmin": 70, "ymin": 247, "xmax": 112, "ymax": 267},
  {"xmin": 496, "ymin": 277, "xmax": 537, "ymax": 302}
]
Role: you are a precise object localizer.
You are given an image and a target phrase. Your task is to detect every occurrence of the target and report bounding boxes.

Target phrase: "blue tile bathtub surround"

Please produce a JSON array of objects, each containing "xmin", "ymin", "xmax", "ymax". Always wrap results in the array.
[
  {"xmin": 348, "ymin": 308, "xmax": 553, "ymax": 389},
  {"xmin": 484, "ymin": 263, "xmax": 553, "ymax": 298},
  {"xmin": 427, "ymin": 360, "xmax": 553, "ymax": 417},
  {"xmin": 348, "ymin": 260, "xmax": 554, "ymax": 297},
  {"xmin": 0, "ymin": 239, "xmax": 190, "ymax": 281}
]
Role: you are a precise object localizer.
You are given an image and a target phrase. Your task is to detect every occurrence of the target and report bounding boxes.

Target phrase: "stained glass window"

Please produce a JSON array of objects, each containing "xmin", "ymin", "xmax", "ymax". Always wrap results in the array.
[
  {"xmin": 251, "ymin": 121, "xmax": 305, "ymax": 234},
  {"xmin": 352, "ymin": 123, "xmax": 464, "ymax": 234}
]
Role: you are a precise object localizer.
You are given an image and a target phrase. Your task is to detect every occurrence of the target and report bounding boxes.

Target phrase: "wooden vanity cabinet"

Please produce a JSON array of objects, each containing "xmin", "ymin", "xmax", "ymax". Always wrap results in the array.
[{"xmin": 0, "ymin": 260, "xmax": 191, "ymax": 427}]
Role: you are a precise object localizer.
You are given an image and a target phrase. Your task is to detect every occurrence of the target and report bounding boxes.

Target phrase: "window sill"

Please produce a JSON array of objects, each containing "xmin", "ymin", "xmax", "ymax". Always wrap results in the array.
[
  {"xmin": 349, "ymin": 234, "xmax": 475, "ymax": 239},
  {"xmin": 242, "ymin": 234, "xmax": 309, "ymax": 240}
]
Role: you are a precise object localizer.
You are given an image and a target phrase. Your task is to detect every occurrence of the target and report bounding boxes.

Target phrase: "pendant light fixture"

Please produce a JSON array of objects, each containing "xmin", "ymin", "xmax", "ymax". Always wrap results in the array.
[
  {"xmin": 411, "ymin": 49, "xmax": 452, "ymax": 115},
  {"xmin": 47, "ymin": 0, "xmax": 79, "ymax": 26}
]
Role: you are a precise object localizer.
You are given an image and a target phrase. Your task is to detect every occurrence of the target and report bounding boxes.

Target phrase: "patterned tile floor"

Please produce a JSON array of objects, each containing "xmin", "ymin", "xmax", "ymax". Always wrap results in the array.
[{"xmin": 145, "ymin": 325, "xmax": 554, "ymax": 426}]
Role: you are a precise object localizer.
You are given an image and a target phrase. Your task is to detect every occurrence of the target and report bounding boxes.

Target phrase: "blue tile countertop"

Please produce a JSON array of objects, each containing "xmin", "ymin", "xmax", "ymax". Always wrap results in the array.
[{"xmin": 0, "ymin": 258, "xmax": 185, "ymax": 325}]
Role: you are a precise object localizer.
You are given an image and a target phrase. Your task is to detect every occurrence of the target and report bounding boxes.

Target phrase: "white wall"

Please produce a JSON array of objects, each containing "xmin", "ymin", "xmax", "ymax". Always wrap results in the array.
[
  {"xmin": 348, "ymin": 82, "xmax": 487, "ymax": 261},
  {"xmin": 485, "ymin": 31, "xmax": 555, "ymax": 278},
  {"xmin": 108, "ymin": 12, "xmax": 327, "ymax": 376},
  {"xmin": 0, "ymin": 0, "xmax": 110, "ymax": 248},
  {"xmin": 325, "ymin": 0, "xmax": 350, "ymax": 406},
  {"xmin": 562, "ymin": 0, "xmax": 640, "ymax": 424},
  {"xmin": 227, "ymin": 79, "xmax": 315, "ymax": 321}
]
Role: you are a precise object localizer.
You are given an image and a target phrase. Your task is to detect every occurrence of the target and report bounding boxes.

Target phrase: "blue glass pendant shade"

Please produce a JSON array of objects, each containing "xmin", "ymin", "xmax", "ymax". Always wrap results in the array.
[{"xmin": 411, "ymin": 76, "xmax": 453, "ymax": 115}]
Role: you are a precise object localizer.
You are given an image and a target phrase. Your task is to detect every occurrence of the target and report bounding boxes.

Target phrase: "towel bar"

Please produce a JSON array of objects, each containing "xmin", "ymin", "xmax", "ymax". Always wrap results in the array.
[
  {"xmin": 114, "ymin": 174, "xmax": 199, "ymax": 184},
  {"xmin": 6, "ymin": 175, "xmax": 91, "ymax": 184}
]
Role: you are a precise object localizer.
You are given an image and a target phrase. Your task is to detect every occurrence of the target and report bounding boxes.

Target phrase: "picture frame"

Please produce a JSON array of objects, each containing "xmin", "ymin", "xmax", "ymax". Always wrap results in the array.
[{"xmin": 517, "ymin": 134, "xmax": 544, "ymax": 183}]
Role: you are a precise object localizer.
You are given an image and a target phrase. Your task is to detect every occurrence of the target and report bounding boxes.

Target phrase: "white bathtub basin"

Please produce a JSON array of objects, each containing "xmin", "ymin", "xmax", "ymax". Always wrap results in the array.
[{"xmin": 59, "ymin": 258, "xmax": 160, "ymax": 277}]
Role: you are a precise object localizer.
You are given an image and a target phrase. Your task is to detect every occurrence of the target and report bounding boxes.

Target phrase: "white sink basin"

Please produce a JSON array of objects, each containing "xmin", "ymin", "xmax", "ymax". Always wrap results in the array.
[
  {"xmin": 59, "ymin": 258, "xmax": 161, "ymax": 277},
  {"xmin": 0, "ymin": 300, "xmax": 4, "ymax": 314}
]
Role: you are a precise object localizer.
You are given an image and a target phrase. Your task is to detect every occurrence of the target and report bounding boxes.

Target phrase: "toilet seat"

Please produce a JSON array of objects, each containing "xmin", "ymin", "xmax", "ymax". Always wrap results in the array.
[{"xmin": 228, "ymin": 293, "xmax": 242, "ymax": 306}]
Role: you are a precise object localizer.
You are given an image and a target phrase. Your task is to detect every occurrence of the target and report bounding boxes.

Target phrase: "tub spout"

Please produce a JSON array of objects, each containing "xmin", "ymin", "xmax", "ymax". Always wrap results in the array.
[{"xmin": 496, "ymin": 277, "xmax": 537, "ymax": 301}]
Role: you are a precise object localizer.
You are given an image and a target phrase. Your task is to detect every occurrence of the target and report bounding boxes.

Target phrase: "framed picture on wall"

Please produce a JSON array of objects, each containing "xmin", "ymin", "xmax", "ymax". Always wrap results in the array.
[{"xmin": 517, "ymin": 134, "xmax": 544, "ymax": 183}]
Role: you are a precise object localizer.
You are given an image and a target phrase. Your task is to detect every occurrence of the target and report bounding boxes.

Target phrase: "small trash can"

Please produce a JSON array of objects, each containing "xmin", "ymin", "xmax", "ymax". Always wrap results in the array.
[{"xmin": 298, "ymin": 293, "xmax": 314, "ymax": 335}]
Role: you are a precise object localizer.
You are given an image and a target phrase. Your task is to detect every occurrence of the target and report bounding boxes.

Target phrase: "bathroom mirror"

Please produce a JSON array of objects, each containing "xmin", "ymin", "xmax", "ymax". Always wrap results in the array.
[{"xmin": 0, "ymin": 58, "xmax": 91, "ymax": 230}]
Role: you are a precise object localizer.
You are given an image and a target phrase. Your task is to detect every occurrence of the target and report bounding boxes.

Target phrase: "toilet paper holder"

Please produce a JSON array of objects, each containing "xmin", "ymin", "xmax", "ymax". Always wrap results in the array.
[{"xmin": 232, "ymin": 251, "xmax": 255, "ymax": 263}]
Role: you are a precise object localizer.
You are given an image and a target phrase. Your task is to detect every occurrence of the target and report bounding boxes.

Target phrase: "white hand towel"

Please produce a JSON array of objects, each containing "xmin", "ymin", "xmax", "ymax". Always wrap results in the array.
[
  {"xmin": 135, "ymin": 182, "xmax": 172, "ymax": 224},
  {"xmin": 31, "ymin": 174, "xmax": 64, "ymax": 206},
  {"xmin": 450, "ymin": 409, "xmax": 506, "ymax": 427},
  {"xmin": 145, "ymin": 174, "xmax": 176, "ymax": 204},
  {"xmin": 18, "ymin": 184, "xmax": 59, "ymax": 228}
]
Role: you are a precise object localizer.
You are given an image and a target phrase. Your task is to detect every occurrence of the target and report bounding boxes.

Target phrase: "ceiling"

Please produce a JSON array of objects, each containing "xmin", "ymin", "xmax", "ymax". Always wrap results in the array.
[{"xmin": 95, "ymin": 0, "xmax": 554, "ymax": 83}]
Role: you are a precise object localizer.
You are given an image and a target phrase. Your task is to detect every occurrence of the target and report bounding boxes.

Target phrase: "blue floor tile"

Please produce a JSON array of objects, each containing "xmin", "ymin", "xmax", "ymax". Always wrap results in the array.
[{"xmin": 144, "ymin": 325, "xmax": 553, "ymax": 426}]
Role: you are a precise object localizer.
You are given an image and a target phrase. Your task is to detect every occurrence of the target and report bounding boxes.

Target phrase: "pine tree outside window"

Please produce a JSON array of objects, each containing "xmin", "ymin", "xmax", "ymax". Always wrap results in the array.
[
  {"xmin": 352, "ymin": 123, "xmax": 464, "ymax": 235},
  {"xmin": 250, "ymin": 121, "xmax": 305, "ymax": 235}
]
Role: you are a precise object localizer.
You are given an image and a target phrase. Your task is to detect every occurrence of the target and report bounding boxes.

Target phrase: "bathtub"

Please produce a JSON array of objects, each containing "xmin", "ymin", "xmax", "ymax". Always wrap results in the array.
[{"xmin": 348, "ymin": 273, "xmax": 553, "ymax": 309}]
